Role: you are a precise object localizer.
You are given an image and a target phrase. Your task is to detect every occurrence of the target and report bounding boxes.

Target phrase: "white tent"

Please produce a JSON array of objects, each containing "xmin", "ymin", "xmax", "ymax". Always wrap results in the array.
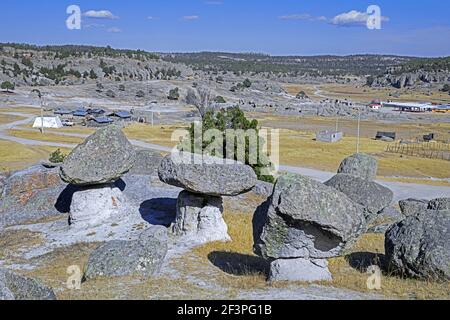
[{"xmin": 32, "ymin": 116, "xmax": 63, "ymax": 129}]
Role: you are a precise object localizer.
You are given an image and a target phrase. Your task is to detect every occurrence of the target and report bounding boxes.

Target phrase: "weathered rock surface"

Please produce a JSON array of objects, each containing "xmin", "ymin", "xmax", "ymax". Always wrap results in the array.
[
  {"xmin": 337, "ymin": 153, "xmax": 378, "ymax": 181},
  {"xmin": 428, "ymin": 198, "xmax": 450, "ymax": 211},
  {"xmin": 84, "ymin": 226, "xmax": 168, "ymax": 280},
  {"xmin": 269, "ymin": 258, "xmax": 332, "ymax": 282},
  {"xmin": 158, "ymin": 152, "xmax": 257, "ymax": 196},
  {"xmin": 399, "ymin": 198, "xmax": 429, "ymax": 217},
  {"xmin": 0, "ymin": 268, "xmax": 56, "ymax": 300},
  {"xmin": 173, "ymin": 191, "xmax": 230, "ymax": 243},
  {"xmin": 366, "ymin": 206, "xmax": 404, "ymax": 234},
  {"xmin": 128, "ymin": 149, "xmax": 163, "ymax": 176},
  {"xmin": 385, "ymin": 210, "xmax": 450, "ymax": 281},
  {"xmin": 69, "ymin": 184, "xmax": 128, "ymax": 228},
  {"xmin": 0, "ymin": 165, "xmax": 66, "ymax": 228},
  {"xmin": 252, "ymin": 180, "xmax": 274, "ymax": 197},
  {"xmin": 253, "ymin": 174, "xmax": 366, "ymax": 260},
  {"xmin": 60, "ymin": 126, "xmax": 136, "ymax": 186},
  {"xmin": 325, "ymin": 174, "xmax": 393, "ymax": 219}
]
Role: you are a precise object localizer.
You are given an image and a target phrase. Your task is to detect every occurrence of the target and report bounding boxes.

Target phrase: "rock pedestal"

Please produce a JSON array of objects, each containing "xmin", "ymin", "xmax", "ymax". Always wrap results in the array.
[
  {"xmin": 59, "ymin": 126, "xmax": 136, "ymax": 229},
  {"xmin": 269, "ymin": 258, "xmax": 332, "ymax": 282},
  {"xmin": 158, "ymin": 152, "xmax": 257, "ymax": 244},
  {"xmin": 173, "ymin": 191, "xmax": 230, "ymax": 243},
  {"xmin": 69, "ymin": 184, "xmax": 127, "ymax": 229}
]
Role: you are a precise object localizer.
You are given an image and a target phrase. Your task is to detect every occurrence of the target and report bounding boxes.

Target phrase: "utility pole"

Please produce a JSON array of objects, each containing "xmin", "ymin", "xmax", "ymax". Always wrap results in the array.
[{"xmin": 356, "ymin": 108, "xmax": 361, "ymax": 154}]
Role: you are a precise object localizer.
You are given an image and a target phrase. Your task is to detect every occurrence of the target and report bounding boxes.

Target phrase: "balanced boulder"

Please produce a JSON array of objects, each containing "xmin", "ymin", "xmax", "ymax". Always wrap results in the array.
[
  {"xmin": 337, "ymin": 153, "xmax": 378, "ymax": 181},
  {"xmin": 254, "ymin": 174, "xmax": 366, "ymax": 260},
  {"xmin": 60, "ymin": 126, "xmax": 136, "ymax": 186},
  {"xmin": 253, "ymin": 174, "xmax": 366, "ymax": 282},
  {"xmin": 325, "ymin": 173, "xmax": 393, "ymax": 220},
  {"xmin": 158, "ymin": 152, "xmax": 257, "ymax": 196},
  {"xmin": 385, "ymin": 210, "xmax": 450, "ymax": 281},
  {"xmin": 84, "ymin": 226, "xmax": 168, "ymax": 280}
]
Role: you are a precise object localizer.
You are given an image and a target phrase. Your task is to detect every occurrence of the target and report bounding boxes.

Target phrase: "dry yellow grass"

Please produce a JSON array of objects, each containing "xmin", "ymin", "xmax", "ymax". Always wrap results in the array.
[
  {"xmin": 0, "ymin": 140, "xmax": 71, "ymax": 172},
  {"xmin": 282, "ymin": 84, "xmax": 319, "ymax": 100},
  {"xmin": 123, "ymin": 123, "xmax": 189, "ymax": 148},
  {"xmin": 0, "ymin": 106, "xmax": 43, "ymax": 115},
  {"xmin": 327, "ymin": 234, "xmax": 450, "ymax": 300},
  {"xmin": 0, "ymin": 229, "xmax": 44, "ymax": 261},
  {"xmin": 8, "ymin": 129, "xmax": 84, "ymax": 145},
  {"xmin": 0, "ymin": 114, "xmax": 24, "ymax": 124}
]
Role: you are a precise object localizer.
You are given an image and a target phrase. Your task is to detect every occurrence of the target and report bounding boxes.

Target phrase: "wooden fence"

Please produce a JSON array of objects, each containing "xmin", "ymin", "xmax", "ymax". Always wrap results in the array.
[{"xmin": 385, "ymin": 141, "xmax": 450, "ymax": 161}]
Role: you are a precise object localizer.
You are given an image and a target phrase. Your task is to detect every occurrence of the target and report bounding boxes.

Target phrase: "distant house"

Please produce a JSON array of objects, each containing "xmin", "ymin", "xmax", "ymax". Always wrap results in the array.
[
  {"xmin": 73, "ymin": 108, "xmax": 88, "ymax": 117},
  {"xmin": 383, "ymin": 102, "xmax": 435, "ymax": 112},
  {"xmin": 89, "ymin": 108, "xmax": 105, "ymax": 115},
  {"xmin": 368, "ymin": 99, "xmax": 382, "ymax": 110},
  {"xmin": 316, "ymin": 130, "xmax": 343, "ymax": 143},
  {"xmin": 32, "ymin": 116, "xmax": 63, "ymax": 129},
  {"xmin": 376, "ymin": 131, "xmax": 396, "ymax": 141},
  {"xmin": 54, "ymin": 109, "xmax": 73, "ymax": 115},
  {"xmin": 93, "ymin": 116, "xmax": 114, "ymax": 124},
  {"xmin": 114, "ymin": 111, "xmax": 132, "ymax": 119}
]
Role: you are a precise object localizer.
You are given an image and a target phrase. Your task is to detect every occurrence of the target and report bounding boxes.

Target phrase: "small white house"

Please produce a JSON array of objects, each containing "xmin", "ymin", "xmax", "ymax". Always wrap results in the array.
[
  {"xmin": 316, "ymin": 130, "xmax": 343, "ymax": 143},
  {"xmin": 32, "ymin": 116, "xmax": 63, "ymax": 129}
]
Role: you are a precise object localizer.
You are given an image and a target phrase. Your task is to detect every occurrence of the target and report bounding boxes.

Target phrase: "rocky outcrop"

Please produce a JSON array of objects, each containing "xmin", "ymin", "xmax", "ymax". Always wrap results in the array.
[
  {"xmin": 398, "ymin": 198, "xmax": 429, "ymax": 217},
  {"xmin": 337, "ymin": 153, "xmax": 378, "ymax": 181},
  {"xmin": 60, "ymin": 126, "xmax": 136, "ymax": 186},
  {"xmin": 428, "ymin": 198, "xmax": 450, "ymax": 211},
  {"xmin": 385, "ymin": 210, "xmax": 450, "ymax": 281},
  {"xmin": 0, "ymin": 165, "xmax": 66, "ymax": 228},
  {"xmin": 128, "ymin": 149, "xmax": 163, "ymax": 176},
  {"xmin": 158, "ymin": 152, "xmax": 257, "ymax": 196},
  {"xmin": 253, "ymin": 174, "xmax": 366, "ymax": 282},
  {"xmin": 0, "ymin": 268, "xmax": 56, "ymax": 300},
  {"xmin": 84, "ymin": 226, "xmax": 168, "ymax": 280}
]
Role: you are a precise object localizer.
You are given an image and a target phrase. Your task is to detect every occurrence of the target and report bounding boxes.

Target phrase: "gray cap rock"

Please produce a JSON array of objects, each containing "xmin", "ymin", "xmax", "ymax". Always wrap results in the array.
[
  {"xmin": 60, "ymin": 126, "xmax": 136, "ymax": 186},
  {"xmin": 84, "ymin": 226, "xmax": 168, "ymax": 280},
  {"xmin": 0, "ymin": 268, "xmax": 56, "ymax": 300},
  {"xmin": 337, "ymin": 153, "xmax": 378, "ymax": 181},
  {"xmin": 158, "ymin": 152, "xmax": 257, "ymax": 196},
  {"xmin": 385, "ymin": 210, "xmax": 450, "ymax": 281},
  {"xmin": 398, "ymin": 198, "xmax": 429, "ymax": 217},
  {"xmin": 325, "ymin": 173, "xmax": 393, "ymax": 220},
  {"xmin": 253, "ymin": 174, "xmax": 366, "ymax": 260}
]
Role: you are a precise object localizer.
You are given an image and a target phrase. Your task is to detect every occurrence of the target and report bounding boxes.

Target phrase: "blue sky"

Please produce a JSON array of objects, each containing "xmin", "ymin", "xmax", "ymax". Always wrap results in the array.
[{"xmin": 0, "ymin": 0, "xmax": 449, "ymax": 57}]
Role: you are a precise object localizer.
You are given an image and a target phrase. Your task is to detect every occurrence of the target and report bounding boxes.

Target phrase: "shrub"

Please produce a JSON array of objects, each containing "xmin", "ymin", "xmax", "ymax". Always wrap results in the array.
[
  {"xmin": 168, "ymin": 87, "xmax": 180, "ymax": 100},
  {"xmin": 136, "ymin": 90, "xmax": 145, "ymax": 98},
  {"xmin": 214, "ymin": 96, "xmax": 226, "ymax": 104},
  {"xmin": 180, "ymin": 106, "xmax": 274, "ymax": 183},
  {"xmin": 49, "ymin": 149, "xmax": 67, "ymax": 164},
  {"xmin": 1, "ymin": 81, "xmax": 14, "ymax": 92}
]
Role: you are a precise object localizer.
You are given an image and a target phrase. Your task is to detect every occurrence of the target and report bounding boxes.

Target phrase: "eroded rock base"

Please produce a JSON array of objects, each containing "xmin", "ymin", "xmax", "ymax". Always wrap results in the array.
[{"xmin": 269, "ymin": 258, "xmax": 332, "ymax": 282}]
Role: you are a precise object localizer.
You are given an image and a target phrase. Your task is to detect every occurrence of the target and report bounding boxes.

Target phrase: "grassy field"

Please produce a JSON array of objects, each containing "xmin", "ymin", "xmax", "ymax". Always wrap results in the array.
[
  {"xmin": 123, "ymin": 123, "xmax": 189, "ymax": 148},
  {"xmin": 0, "ymin": 114, "xmax": 24, "ymax": 125},
  {"xmin": 8, "ymin": 129, "xmax": 84, "ymax": 145},
  {"xmin": 0, "ymin": 140, "xmax": 71, "ymax": 172},
  {"xmin": 0, "ymin": 106, "xmax": 43, "ymax": 115}
]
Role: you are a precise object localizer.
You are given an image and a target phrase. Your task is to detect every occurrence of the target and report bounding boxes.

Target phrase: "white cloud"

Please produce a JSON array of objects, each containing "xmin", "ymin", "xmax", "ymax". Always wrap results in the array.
[
  {"xmin": 279, "ymin": 14, "xmax": 328, "ymax": 22},
  {"xmin": 147, "ymin": 16, "xmax": 159, "ymax": 20},
  {"xmin": 330, "ymin": 10, "xmax": 389, "ymax": 27},
  {"xmin": 83, "ymin": 10, "xmax": 119, "ymax": 20},
  {"xmin": 106, "ymin": 27, "xmax": 122, "ymax": 33},
  {"xmin": 183, "ymin": 15, "xmax": 200, "ymax": 21}
]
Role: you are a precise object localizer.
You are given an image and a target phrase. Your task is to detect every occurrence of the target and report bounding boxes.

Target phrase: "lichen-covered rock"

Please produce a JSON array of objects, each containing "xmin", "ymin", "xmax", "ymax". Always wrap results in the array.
[
  {"xmin": 60, "ymin": 126, "xmax": 136, "ymax": 186},
  {"xmin": 0, "ymin": 268, "xmax": 56, "ymax": 300},
  {"xmin": 253, "ymin": 174, "xmax": 366, "ymax": 260},
  {"xmin": 128, "ymin": 149, "xmax": 163, "ymax": 176},
  {"xmin": 428, "ymin": 198, "xmax": 450, "ymax": 211},
  {"xmin": 158, "ymin": 152, "xmax": 257, "ymax": 196},
  {"xmin": 0, "ymin": 165, "xmax": 66, "ymax": 228},
  {"xmin": 337, "ymin": 153, "xmax": 378, "ymax": 181},
  {"xmin": 172, "ymin": 191, "xmax": 230, "ymax": 243},
  {"xmin": 325, "ymin": 174, "xmax": 393, "ymax": 220},
  {"xmin": 84, "ymin": 226, "xmax": 168, "ymax": 280},
  {"xmin": 385, "ymin": 210, "xmax": 450, "ymax": 281},
  {"xmin": 399, "ymin": 198, "xmax": 429, "ymax": 217}
]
